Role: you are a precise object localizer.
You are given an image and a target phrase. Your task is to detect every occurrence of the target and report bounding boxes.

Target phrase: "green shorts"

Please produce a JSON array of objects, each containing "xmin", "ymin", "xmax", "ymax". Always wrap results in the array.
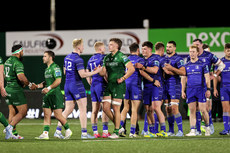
[
  {"xmin": 103, "ymin": 82, "xmax": 126, "ymax": 99},
  {"xmin": 43, "ymin": 91, "xmax": 64, "ymax": 110},
  {"xmin": 5, "ymin": 89, "xmax": 27, "ymax": 106}
]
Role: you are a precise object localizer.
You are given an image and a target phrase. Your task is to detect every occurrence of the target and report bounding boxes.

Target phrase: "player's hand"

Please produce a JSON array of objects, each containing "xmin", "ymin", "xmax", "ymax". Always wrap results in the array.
[
  {"xmin": 117, "ymin": 78, "xmax": 124, "ymax": 84},
  {"xmin": 164, "ymin": 63, "xmax": 173, "ymax": 71},
  {"xmin": 135, "ymin": 63, "xmax": 144, "ymax": 69},
  {"xmin": 0, "ymin": 88, "xmax": 7, "ymax": 97},
  {"xmin": 213, "ymin": 89, "xmax": 219, "ymax": 97},
  {"xmin": 181, "ymin": 91, "xmax": 186, "ymax": 99},
  {"xmin": 154, "ymin": 80, "xmax": 161, "ymax": 87},
  {"xmin": 205, "ymin": 90, "xmax": 211, "ymax": 98},
  {"xmin": 94, "ymin": 65, "xmax": 102, "ymax": 73},
  {"xmin": 29, "ymin": 83, "xmax": 38, "ymax": 90},
  {"xmin": 42, "ymin": 88, "xmax": 49, "ymax": 94},
  {"xmin": 210, "ymin": 74, "xmax": 215, "ymax": 81}
]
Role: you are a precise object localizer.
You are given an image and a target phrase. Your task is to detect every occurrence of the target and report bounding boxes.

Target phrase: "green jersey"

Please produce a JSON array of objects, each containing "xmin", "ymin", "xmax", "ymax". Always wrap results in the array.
[
  {"xmin": 44, "ymin": 62, "xmax": 62, "ymax": 95},
  {"xmin": 4, "ymin": 56, "xmax": 24, "ymax": 91},
  {"xmin": 103, "ymin": 51, "xmax": 130, "ymax": 83}
]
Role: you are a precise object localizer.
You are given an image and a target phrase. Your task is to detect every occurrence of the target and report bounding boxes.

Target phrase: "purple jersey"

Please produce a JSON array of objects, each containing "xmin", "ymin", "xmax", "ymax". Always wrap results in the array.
[
  {"xmin": 125, "ymin": 54, "xmax": 145, "ymax": 85},
  {"xmin": 64, "ymin": 52, "xmax": 85, "ymax": 82},
  {"xmin": 187, "ymin": 50, "xmax": 219, "ymax": 71},
  {"xmin": 219, "ymin": 57, "xmax": 230, "ymax": 87},
  {"xmin": 87, "ymin": 53, "xmax": 106, "ymax": 85},
  {"xmin": 143, "ymin": 54, "xmax": 160, "ymax": 85},
  {"xmin": 157, "ymin": 55, "xmax": 166, "ymax": 83},
  {"xmin": 163, "ymin": 53, "xmax": 185, "ymax": 85},
  {"xmin": 185, "ymin": 59, "xmax": 209, "ymax": 87}
]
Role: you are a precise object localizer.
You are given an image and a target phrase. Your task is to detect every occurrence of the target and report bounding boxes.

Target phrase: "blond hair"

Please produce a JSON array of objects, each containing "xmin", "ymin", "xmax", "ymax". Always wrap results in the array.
[
  {"xmin": 94, "ymin": 41, "xmax": 104, "ymax": 51},
  {"xmin": 72, "ymin": 38, "xmax": 83, "ymax": 49},
  {"xmin": 189, "ymin": 44, "xmax": 199, "ymax": 52}
]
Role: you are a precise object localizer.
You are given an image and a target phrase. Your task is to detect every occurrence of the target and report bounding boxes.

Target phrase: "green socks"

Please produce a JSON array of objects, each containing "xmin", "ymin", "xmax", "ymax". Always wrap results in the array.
[
  {"xmin": 43, "ymin": 125, "xmax": 50, "ymax": 132},
  {"xmin": 63, "ymin": 122, "xmax": 70, "ymax": 130},
  {"xmin": 0, "ymin": 112, "xmax": 9, "ymax": 127}
]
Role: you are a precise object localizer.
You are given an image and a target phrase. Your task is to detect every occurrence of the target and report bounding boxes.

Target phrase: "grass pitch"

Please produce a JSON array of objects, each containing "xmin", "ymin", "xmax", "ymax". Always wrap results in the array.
[{"xmin": 0, "ymin": 119, "xmax": 230, "ymax": 153}]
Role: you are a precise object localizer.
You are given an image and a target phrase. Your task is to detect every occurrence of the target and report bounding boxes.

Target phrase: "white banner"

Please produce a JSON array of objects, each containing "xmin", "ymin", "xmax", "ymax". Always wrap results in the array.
[{"xmin": 6, "ymin": 29, "xmax": 148, "ymax": 56}]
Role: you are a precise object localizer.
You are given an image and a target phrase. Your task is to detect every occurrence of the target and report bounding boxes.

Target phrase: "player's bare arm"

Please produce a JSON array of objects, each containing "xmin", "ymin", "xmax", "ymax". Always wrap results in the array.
[
  {"xmin": 164, "ymin": 64, "xmax": 186, "ymax": 76},
  {"xmin": 17, "ymin": 73, "xmax": 37, "ymax": 90},
  {"xmin": 181, "ymin": 76, "xmax": 187, "ymax": 99},
  {"xmin": 0, "ymin": 64, "xmax": 7, "ymax": 97},
  {"xmin": 99, "ymin": 66, "xmax": 107, "ymax": 77},
  {"xmin": 213, "ymin": 59, "xmax": 225, "ymax": 77},
  {"xmin": 42, "ymin": 78, "xmax": 61, "ymax": 94},
  {"xmin": 117, "ymin": 61, "xmax": 135, "ymax": 84},
  {"xmin": 139, "ymin": 70, "xmax": 160, "ymax": 87},
  {"xmin": 213, "ymin": 71, "xmax": 219, "ymax": 97},
  {"xmin": 78, "ymin": 65, "xmax": 102, "ymax": 78},
  {"xmin": 135, "ymin": 63, "xmax": 159, "ymax": 74},
  {"xmin": 204, "ymin": 73, "xmax": 211, "ymax": 98},
  {"xmin": 85, "ymin": 69, "xmax": 92, "ymax": 86}
]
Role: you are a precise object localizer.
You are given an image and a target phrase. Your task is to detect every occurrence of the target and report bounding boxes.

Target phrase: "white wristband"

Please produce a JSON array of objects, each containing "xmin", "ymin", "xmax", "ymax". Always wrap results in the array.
[
  {"xmin": 28, "ymin": 82, "xmax": 32, "ymax": 88},
  {"xmin": 47, "ymin": 86, "xmax": 52, "ymax": 91},
  {"xmin": 213, "ymin": 74, "xmax": 217, "ymax": 78}
]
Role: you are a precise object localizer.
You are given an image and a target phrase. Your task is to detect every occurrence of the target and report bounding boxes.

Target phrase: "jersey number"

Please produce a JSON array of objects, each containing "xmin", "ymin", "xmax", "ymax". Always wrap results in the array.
[
  {"xmin": 89, "ymin": 62, "xmax": 97, "ymax": 71},
  {"xmin": 4, "ymin": 67, "xmax": 10, "ymax": 77},
  {"xmin": 65, "ymin": 61, "xmax": 72, "ymax": 71}
]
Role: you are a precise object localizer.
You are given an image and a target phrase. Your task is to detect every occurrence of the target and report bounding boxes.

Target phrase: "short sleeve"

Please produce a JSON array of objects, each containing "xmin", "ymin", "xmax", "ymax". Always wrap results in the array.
[
  {"xmin": 149, "ymin": 58, "xmax": 160, "ymax": 67},
  {"xmin": 121, "ymin": 55, "xmax": 130, "ymax": 66},
  {"xmin": 15, "ymin": 61, "xmax": 24, "ymax": 75},
  {"xmin": 210, "ymin": 53, "xmax": 219, "ymax": 65},
  {"xmin": 53, "ymin": 66, "xmax": 62, "ymax": 79},
  {"xmin": 203, "ymin": 63, "xmax": 209, "ymax": 74},
  {"xmin": 176, "ymin": 57, "xmax": 185, "ymax": 69}
]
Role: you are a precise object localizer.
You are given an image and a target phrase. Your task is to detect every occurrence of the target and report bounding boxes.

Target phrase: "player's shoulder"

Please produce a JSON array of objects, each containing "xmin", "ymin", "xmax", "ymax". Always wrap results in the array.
[
  {"xmin": 117, "ymin": 51, "xmax": 127, "ymax": 58},
  {"xmin": 52, "ymin": 62, "xmax": 61, "ymax": 69},
  {"xmin": 185, "ymin": 60, "xmax": 191, "ymax": 66},
  {"xmin": 203, "ymin": 50, "xmax": 214, "ymax": 58},
  {"xmin": 220, "ymin": 56, "xmax": 226, "ymax": 61}
]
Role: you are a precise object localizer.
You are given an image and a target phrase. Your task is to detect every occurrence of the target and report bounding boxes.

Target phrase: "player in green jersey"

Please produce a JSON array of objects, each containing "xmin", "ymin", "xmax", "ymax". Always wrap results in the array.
[
  {"xmin": 0, "ymin": 56, "xmax": 13, "ymax": 139},
  {"xmin": 4, "ymin": 44, "xmax": 37, "ymax": 139},
  {"xmin": 35, "ymin": 51, "xmax": 72, "ymax": 140},
  {"xmin": 99, "ymin": 38, "xmax": 135, "ymax": 138},
  {"xmin": 0, "ymin": 56, "xmax": 7, "ymax": 97}
]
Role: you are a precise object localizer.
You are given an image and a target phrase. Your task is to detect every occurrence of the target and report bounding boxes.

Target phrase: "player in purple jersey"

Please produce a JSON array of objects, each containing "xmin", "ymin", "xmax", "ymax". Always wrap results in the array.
[
  {"xmin": 153, "ymin": 42, "xmax": 167, "ymax": 136},
  {"xmin": 119, "ymin": 43, "xmax": 145, "ymax": 138},
  {"xmin": 188, "ymin": 39, "xmax": 225, "ymax": 135},
  {"xmin": 55, "ymin": 39, "xmax": 102, "ymax": 139},
  {"xmin": 86, "ymin": 42, "xmax": 110, "ymax": 138},
  {"xmin": 213, "ymin": 43, "xmax": 230, "ymax": 135},
  {"xmin": 162, "ymin": 41, "xmax": 185, "ymax": 137},
  {"xmin": 135, "ymin": 41, "xmax": 161, "ymax": 137},
  {"xmin": 181, "ymin": 45, "xmax": 211, "ymax": 136}
]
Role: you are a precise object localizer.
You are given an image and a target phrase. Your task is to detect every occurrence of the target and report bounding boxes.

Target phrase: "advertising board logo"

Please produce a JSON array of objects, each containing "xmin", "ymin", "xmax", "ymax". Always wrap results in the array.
[{"xmin": 12, "ymin": 33, "xmax": 64, "ymax": 55}]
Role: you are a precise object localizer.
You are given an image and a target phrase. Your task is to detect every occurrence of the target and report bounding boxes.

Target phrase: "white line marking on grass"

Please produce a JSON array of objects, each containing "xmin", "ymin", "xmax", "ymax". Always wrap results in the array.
[{"xmin": 82, "ymin": 137, "xmax": 230, "ymax": 142}]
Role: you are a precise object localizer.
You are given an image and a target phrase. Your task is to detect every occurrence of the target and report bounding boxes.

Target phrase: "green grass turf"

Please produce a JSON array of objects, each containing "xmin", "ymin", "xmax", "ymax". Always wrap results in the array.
[{"xmin": 0, "ymin": 119, "xmax": 230, "ymax": 153}]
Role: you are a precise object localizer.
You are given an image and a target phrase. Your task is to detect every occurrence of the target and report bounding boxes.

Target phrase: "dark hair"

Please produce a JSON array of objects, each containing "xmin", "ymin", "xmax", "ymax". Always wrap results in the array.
[
  {"xmin": 155, "ymin": 42, "xmax": 165, "ymax": 50},
  {"xmin": 142, "ymin": 41, "xmax": 153, "ymax": 49},
  {"xmin": 110, "ymin": 38, "xmax": 122, "ymax": 50},
  {"xmin": 202, "ymin": 44, "xmax": 209, "ymax": 50},
  {"xmin": 225, "ymin": 43, "xmax": 230, "ymax": 49},
  {"xmin": 12, "ymin": 44, "xmax": 22, "ymax": 53},
  {"xmin": 129, "ymin": 42, "xmax": 139, "ymax": 53},
  {"xmin": 44, "ymin": 50, "xmax": 55, "ymax": 60},
  {"xmin": 167, "ymin": 41, "xmax": 176, "ymax": 47},
  {"xmin": 193, "ymin": 38, "xmax": 203, "ymax": 44}
]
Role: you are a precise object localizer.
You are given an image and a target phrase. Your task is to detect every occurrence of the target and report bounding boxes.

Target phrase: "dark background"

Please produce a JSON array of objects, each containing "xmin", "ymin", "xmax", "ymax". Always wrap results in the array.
[{"xmin": 0, "ymin": 1, "xmax": 229, "ymax": 32}]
